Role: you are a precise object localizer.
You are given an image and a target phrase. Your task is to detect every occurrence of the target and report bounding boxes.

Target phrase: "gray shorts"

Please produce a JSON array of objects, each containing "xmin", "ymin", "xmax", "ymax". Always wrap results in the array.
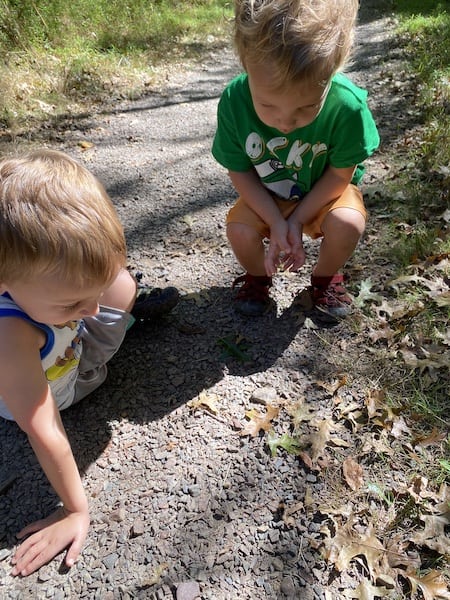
[{"xmin": 73, "ymin": 306, "xmax": 134, "ymax": 404}]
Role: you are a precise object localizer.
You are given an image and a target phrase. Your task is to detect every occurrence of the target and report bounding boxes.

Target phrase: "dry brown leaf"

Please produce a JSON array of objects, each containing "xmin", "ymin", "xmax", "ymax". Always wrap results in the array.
[
  {"xmin": 324, "ymin": 520, "xmax": 389, "ymax": 582},
  {"xmin": 187, "ymin": 391, "xmax": 219, "ymax": 414},
  {"xmin": 316, "ymin": 374, "xmax": 348, "ymax": 395},
  {"xmin": 383, "ymin": 534, "xmax": 422, "ymax": 571},
  {"xmin": 310, "ymin": 419, "xmax": 333, "ymax": 462},
  {"xmin": 343, "ymin": 579, "xmax": 393, "ymax": 600},
  {"xmin": 77, "ymin": 140, "xmax": 94, "ymax": 150},
  {"xmin": 367, "ymin": 321, "xmax": 397, "ymax": 343},
  {"xmin": 286, "ymin": 398, "xmax": 315, "ymax": 427},
  {"xmin": 365, "ymin": 389, "xmax": 386, "ymax": 419},
  {"xmin": 239, "ymin": 405, "xmax": 279, "ymax": 437},
  {"xmin": 407, "ymin": 476, "xmax": 437, "ymax": 501},
  {"xmin": 410, "ymin": 512, "xmax": 450, "ymax": 555},
  {"xmin": 406, "ymin": 569, "xmax": 450, "ymax": 600},
  {"xmin": 361, "ymin": 431, "xmax": 394, "ymax": 456},
  {"xmin": 413, "ymin": 427, "xmax": 448, "ymax": 447},
  {"xmin": 343, "ymin": 456, "xmax": 364, "ymax": 491},
  {"xmin": 390, "ymin": 415, "xmax": 411, "ymax": 439},
  {"xmin": 400, "ymin": 347, "xmax": 449, "ymax": 372}
]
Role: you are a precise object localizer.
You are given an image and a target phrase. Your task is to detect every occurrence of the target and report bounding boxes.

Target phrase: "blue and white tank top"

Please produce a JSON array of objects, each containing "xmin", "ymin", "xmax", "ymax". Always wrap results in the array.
[{"xmin": 0, "ymin": 293, "xmax": 84, "ymax": 420}]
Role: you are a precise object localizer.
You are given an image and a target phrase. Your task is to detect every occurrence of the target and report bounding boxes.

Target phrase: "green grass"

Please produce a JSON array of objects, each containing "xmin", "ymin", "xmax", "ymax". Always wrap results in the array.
[
  {"xmin": 0, "ymin": 0, "xmax": 233, "ymax": 126},
  {"xmin": 394, "ymin": 1, "xmax": 450, "ymax": 175}
]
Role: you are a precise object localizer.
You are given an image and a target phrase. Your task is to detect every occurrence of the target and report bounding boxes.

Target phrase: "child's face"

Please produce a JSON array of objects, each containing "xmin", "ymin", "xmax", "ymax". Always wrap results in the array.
[
  {"xmin": 1, "ymin": 271, "xmax": 118, "ymax": 325},
  {"xmin": 247, "ymin": 62, "xmax": 330, "ymax": 133}
]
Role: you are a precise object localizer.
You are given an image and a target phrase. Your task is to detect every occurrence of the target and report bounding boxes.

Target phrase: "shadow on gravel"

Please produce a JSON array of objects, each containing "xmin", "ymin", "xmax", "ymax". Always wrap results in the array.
[{"xmin": 0, "ymin": 280, "xmax": 339, "ymax": 559}]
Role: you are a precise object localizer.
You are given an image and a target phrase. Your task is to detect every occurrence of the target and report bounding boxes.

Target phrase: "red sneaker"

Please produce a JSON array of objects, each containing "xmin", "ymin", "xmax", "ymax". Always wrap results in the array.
[
  {"xmin": 310, "ymin": 274, "xmax": 352, "ymax": 320},
  {"xmin": 232, "ymin": 273, "xmax": 272, "ymax": 316}
]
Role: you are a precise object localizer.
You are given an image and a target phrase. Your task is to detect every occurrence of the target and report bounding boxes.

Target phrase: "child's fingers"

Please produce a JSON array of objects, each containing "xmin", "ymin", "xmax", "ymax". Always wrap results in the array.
[
  {"xmin": 12, "ymin": 533, "xmax": 47, "ymax": 575},
  {"xmin": 65, "ymin": 538, "xmax": 82, "ymax": 568}
]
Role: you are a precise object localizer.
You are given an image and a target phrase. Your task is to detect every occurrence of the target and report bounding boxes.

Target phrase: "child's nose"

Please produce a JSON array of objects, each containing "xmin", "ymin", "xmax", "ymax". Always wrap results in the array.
[{"xmin": 278, "ymin": 116, "xmax": 295, "ymax": 133}]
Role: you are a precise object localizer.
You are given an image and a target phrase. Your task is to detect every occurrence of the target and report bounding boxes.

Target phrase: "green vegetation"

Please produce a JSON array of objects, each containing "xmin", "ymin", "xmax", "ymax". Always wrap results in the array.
[
  {"xmin": 0, "ymin": 0, "xmax": 232, "ymax": 126},
  {"xmin": 395, "ymin": 1, "xmax": 450, "ymax": 178},
  {"xmin": 378, "ymin": 0, "xmax": 449, "ymax": 404}
]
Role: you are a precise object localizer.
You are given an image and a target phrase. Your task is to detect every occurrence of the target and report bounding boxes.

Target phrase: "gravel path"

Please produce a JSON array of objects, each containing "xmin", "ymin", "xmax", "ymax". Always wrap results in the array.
[{"xmin": 0, "ymin": 2, "xmax": 407, "ymax": 598}]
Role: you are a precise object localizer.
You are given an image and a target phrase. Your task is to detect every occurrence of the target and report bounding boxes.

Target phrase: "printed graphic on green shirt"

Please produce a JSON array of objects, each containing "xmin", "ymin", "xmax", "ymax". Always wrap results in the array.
[{"xmin": 212, "ymin": 72, "xmax": 380, "ymax": 199}]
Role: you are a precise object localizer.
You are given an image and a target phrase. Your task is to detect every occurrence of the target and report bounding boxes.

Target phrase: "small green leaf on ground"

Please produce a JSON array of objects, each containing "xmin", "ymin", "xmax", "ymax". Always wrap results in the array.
[
  {"xmin": 267, "ymin": 431, "xmax": 302, "ymax": 457},
  {"xmin": 217, "ymin": 334, "xmax": 250, "ymax": 362}
]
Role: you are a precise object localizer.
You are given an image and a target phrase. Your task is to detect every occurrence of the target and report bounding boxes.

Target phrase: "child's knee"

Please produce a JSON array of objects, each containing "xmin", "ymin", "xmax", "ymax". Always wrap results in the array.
[
  {"xmin": 227, "ymin": 221, "xmax": 262, "ymax": 246},
  {"xmin": 324, "ymin": 207, "xmax": 366, "ymax": 238}
]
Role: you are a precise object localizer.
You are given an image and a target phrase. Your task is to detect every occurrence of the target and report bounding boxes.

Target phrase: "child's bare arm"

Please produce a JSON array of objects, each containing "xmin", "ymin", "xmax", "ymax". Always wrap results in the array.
[
  {"xmin": 288, "ymin": 165, "xmax": 356, "ymax": 227},
  {"xmin": 228, "ymin": 169, "xmax": 292, "ymax": 274},
  {"xmin": 0, "ymin": 318, "xmax": 90, "ymax": 576}
]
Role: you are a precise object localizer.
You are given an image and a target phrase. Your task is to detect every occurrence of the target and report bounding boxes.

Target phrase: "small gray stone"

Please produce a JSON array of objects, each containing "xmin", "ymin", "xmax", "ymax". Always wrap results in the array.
[
  {"xmin": 271, "ymin": 557, "xmax": 284, "ymax": 571},
  {"xmin": 102, "ymin": 552, "xmax": 118, "ymax": 570},
  {"xmin": 280, "ymin": 576, "xmax": 296, "ymax": 596},
  {"xmin": 187, "ymin": 484, "xmax": 201, "ymax": 497},
  {"xmin": 0, "ymin": 548, "xmax": 11, "ymax": 561},
  {"xmin": 250, "ymin": 386, "xmax": 278, "ymax": 405},
  {"xmin": 176, "ymin": 580, "xmax": 201, "ymax": 600},
  {"xmin": 131, "ymin": 517, "xmax": 145, "ymax": 537}
]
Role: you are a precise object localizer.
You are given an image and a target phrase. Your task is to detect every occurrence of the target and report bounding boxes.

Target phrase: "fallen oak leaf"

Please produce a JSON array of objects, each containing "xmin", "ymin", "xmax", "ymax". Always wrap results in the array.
[
  {"xmin": 406, "ymin": 569, "xmax": 450, "ymax": 600},
  {"xmin": 343, "ymin": 579, "xmax": 393, "ymax": 600},
  {"xmin": 399, "ymin": 347, "xmax": 449, "ymax": 372},
  {"xmin": 315, "ymin": 374, "xmax": 348, "ymax": 395},
  {"xmin": 365, "ymin": 388, "xmax": 387, "ymax": 419},
  {"xmin": 187, "ymin": 390, "xmax": 219, "ymax": 415},
  {"xmin": 413, "ymin": 427, "xmax": 448, "ymax": 448},
  {"xmin": 409, "ymin": 511, "xmax": 450, "ymax": 556},
  {"xmin": 310, "ymin": 418, "xmax": 333, "ymax": 462},
  {"xmin": 239, "ymin": 405, "xmax": 279, "ymax": 437},
  {"xmin": 323, "ymin": 521, "xmax": 390, "ymax": 583},
  {"xmin": 343, "ymin": 456, "xmax": 364, "ymax": 491},
  {"xmin": 353, "ymin": 278, "xmax": 384, "ymax": 308}
]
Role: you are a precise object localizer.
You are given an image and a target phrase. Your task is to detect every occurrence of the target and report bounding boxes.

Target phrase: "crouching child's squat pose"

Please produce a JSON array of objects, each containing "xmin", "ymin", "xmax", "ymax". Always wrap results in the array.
[
  {"xmin": 212, "ymin": 0, "xmax": 380, "ymax": 320},
  {"xmin": 0, "ymin": 149, "xmax": 176, "ymax": 576}
]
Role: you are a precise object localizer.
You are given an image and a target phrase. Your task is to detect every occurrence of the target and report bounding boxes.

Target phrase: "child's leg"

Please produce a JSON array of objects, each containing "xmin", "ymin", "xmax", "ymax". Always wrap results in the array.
[
  {"xmin": 303, "ymin": 185, "xmax": 367, "ymax": 277},
  {"xmin": 101, "ymin": 268, "xmax": 137, "ymax": 313},
  {"xmin": 313, "ymin": 206, "xmax": 366, "ymax": 277},
  {"xmin": 73, "ymin": 268, "xmax": 136, "ymax": 402},
  {"xmin": 302, "ymin": 185, "xmax": 367, "ymax": 319},
  {"xmin": 74, "ymin": 305, "xmax": 133, "ymax": 403},
  {"xmin": 226, "ymin": 222, "xmax": 266, "ymax": 276}
]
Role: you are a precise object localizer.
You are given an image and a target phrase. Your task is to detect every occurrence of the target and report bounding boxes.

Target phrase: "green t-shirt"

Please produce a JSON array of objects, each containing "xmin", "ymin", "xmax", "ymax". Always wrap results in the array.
[{"xmin": 212, "ymin": 72, "xmax": 380, "ymax": 200}]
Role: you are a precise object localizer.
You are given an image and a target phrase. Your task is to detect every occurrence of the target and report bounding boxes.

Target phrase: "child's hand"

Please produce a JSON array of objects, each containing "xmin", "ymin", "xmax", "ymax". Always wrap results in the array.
[
  {"xmin": 11, "ymin": 506, "xmax": 90, "ymax": 576},
  {"xmin": 285, "ymin": 221, "xmax": 306, "ymax": 272},
  {"xmin": 265, "ymin": 220, "xmax": 291, "ymax": 275}
]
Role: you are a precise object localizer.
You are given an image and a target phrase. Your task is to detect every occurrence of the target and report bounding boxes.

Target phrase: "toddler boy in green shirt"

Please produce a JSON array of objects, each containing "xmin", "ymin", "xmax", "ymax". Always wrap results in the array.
[{"xmin": 212, "ymin": 0, "xmax": 380, "ymax": 320}]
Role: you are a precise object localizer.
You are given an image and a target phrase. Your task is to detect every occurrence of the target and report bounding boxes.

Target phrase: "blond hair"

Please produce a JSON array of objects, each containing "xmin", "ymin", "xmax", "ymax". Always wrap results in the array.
[
  {"xmin": 0, "ymin": 149, "xmax": 126, "ymax": 286},
  {"xmin": 234, "ymin": 0, "xmax": 359, "ymax": 87}
]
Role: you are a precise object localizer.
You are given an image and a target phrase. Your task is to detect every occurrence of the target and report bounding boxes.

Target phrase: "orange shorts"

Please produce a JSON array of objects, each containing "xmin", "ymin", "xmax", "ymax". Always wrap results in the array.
[{"xmin": 226, "ymin": 184, "xmax": 366, "ymax": 240}]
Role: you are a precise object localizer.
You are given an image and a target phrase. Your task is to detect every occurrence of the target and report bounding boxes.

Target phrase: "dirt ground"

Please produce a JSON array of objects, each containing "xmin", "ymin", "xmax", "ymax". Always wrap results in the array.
[{"xmin": 0, "ymin": 2, "xmax": 434, "ymax": 599}]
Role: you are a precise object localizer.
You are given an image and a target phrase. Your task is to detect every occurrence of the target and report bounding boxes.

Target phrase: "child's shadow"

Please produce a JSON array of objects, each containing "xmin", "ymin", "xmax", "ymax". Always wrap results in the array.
[
  {"xmin": 64, "ymin": 283, "xmax": 310, "ymax": 458},
  {"xmin": 0, "ymin": 283, "xmax": 310, "ymax": 548}
]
